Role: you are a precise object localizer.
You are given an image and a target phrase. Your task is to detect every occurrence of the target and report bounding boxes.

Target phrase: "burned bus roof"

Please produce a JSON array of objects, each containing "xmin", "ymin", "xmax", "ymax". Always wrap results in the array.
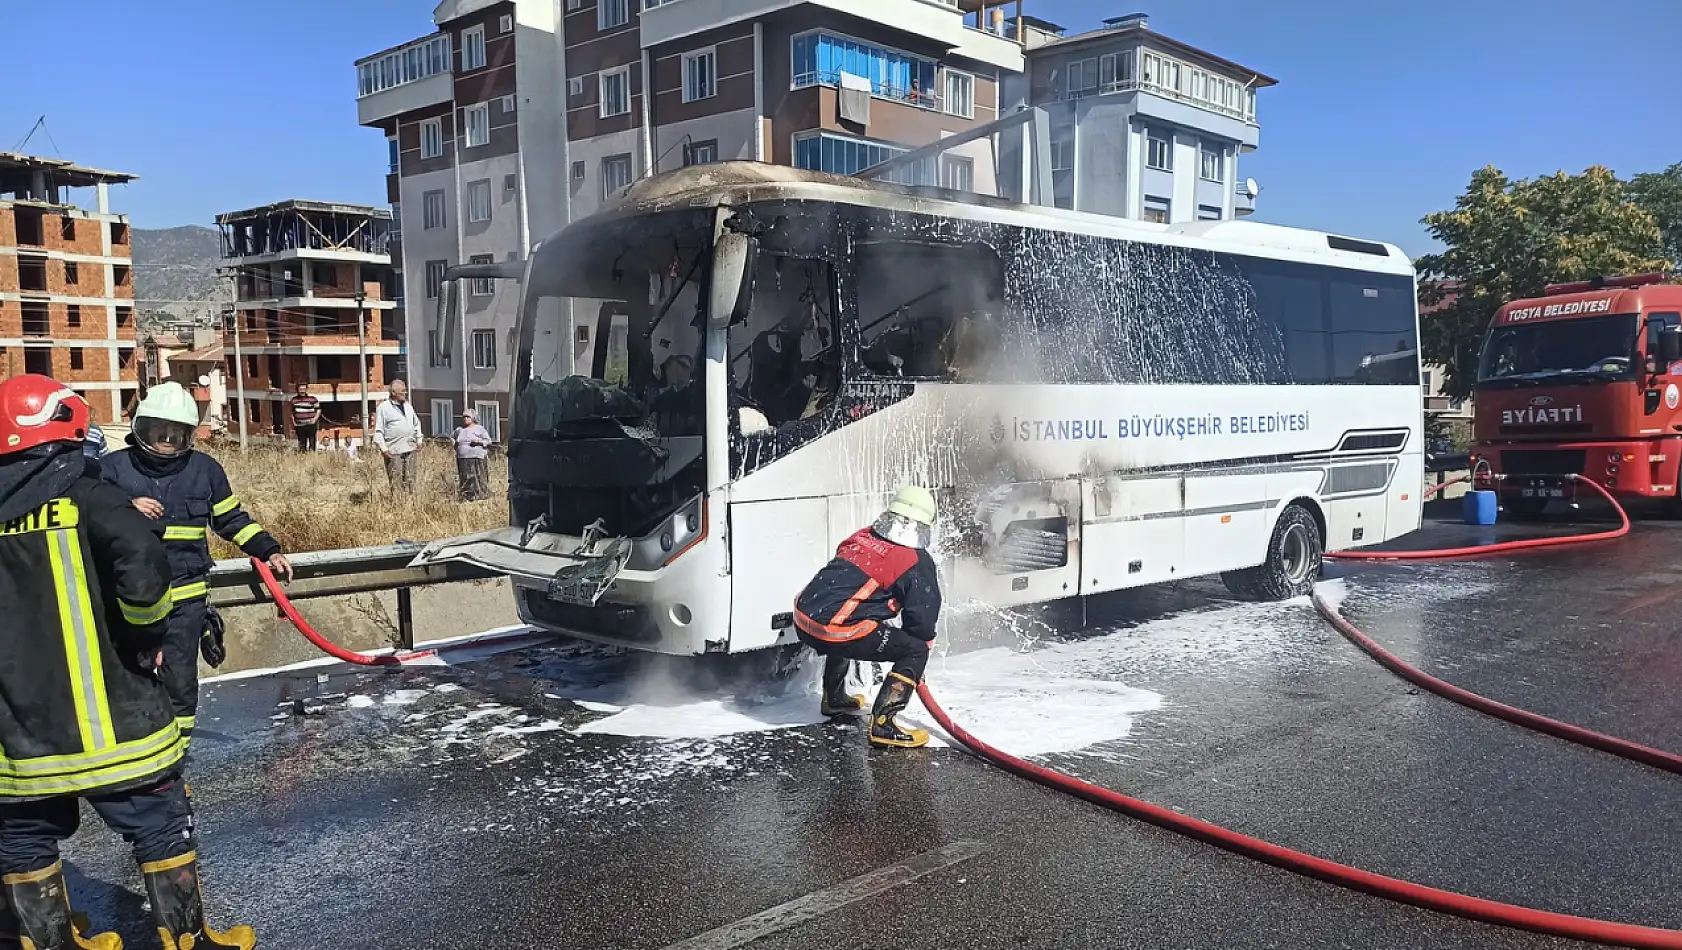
[{"xmin": 551, "ymin": 161, "xmax": 1416, "ymax": 277}]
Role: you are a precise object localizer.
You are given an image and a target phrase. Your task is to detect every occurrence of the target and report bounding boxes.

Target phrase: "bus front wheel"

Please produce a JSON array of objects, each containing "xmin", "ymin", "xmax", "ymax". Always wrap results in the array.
[{"xmin": 1221, "ymin": 505, "xmax": 1323, "ymax": 602}]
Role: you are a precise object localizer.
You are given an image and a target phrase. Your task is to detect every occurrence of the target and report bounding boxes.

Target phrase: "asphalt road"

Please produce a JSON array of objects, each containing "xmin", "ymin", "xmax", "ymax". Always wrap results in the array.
[{"xmin": 52, "ymin": 500, "xmax": 1682, "ymax": 950}]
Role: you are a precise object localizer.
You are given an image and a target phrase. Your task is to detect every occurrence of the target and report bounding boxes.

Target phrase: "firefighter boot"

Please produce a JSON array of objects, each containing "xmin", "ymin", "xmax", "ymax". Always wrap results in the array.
[
  {"xmin": 819, "ymin": 656, "xmax": 866, "ymax": 717},
  {"xmin": 140, "ymin": 853, "xmax": 254, "ymax": 950},
  {"xmin": 0, "ymin": 893, "xmax": 94, "ymax": 949},
  {"xmin": 1, "ymin": 862, "xmax": 122, "ymax": 950},
  {"xmin": 868, "ymin": 672, "xmax": 930, "ymax": 749}
]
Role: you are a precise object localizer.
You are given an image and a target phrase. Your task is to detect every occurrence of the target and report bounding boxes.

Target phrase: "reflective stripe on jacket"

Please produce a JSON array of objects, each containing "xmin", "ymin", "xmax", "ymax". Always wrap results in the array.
[
  {"xmin": 0, "ymin": 480, "xmax": 184, "ymax": 800},
  {"xmin": 99, "ymin": 449, "xmax": 281, "ymax": 598},
  {"xmin": 793, "ymin": 527, "xmax": 942, "ymax": 643}
]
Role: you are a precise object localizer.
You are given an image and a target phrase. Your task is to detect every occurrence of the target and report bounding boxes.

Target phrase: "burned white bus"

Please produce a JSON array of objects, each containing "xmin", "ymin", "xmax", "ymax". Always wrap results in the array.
[{"xmin": 416, "ymin": 162, "xmax": 1423, "ymax": 655}]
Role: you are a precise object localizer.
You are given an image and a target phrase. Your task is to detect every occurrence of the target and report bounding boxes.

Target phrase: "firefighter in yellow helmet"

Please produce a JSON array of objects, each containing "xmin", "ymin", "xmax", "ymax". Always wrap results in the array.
[
  {"xmin": 99, "ymin": 382, "xmax": 292, "ymax": 738},
  {"xmin": 792, "ymin": 486, "xmax": 942, "ymax": 749},
  {"xmin": 0, "ymin": 375, "xmax": 255, "ymax": 950}
]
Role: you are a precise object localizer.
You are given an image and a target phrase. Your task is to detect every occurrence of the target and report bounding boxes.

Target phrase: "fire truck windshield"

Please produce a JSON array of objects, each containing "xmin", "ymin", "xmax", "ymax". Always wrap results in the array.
[{"xmin": 1477, "ymin": 312, "xmax": 1640, "ymax": 386}]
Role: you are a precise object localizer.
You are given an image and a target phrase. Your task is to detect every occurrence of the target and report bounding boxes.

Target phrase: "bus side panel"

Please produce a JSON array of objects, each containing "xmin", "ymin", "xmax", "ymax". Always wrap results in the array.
[
  {"xmin": 1321, "ymin": 487, "xmax": 1388, "ymax": 552},
  {"xmin": 1182, "ymin": 470, "xmax": 1274, "ymax": 576},
  {"xmin": 1082, "ymin": 475, "xmax": 1184, "ymax": 592},
  {"xmin": 948, "ymin": 479, "xmax": 1083, "ymax": 608},
  {"xmin": 727, "ymin": 497, "xmax": 831, "ymax": 652},
  {"xmin": 1385, "ymin": 453, "xmax": 1425, "ymax": 542}
]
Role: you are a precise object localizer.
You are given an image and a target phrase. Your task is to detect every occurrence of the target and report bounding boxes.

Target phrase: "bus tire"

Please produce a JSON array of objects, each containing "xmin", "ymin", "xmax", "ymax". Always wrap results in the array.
[{"xmin": 1221, "ymin": 504, "xmax": 1323, "ymax": 602}]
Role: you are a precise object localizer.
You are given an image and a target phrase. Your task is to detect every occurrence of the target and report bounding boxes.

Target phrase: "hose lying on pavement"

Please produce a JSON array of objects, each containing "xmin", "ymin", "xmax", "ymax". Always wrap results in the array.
[
  {"xmin": 916, "ymin": 681, "xmax": 1682, "ymax": 949},
  {"xmin": 252, "ymin": 558, "xmax": 440, "ymax": 667},
  {"xmin": 1325, "ymin": 474, "xmax": 1629, "ymax": 561}
]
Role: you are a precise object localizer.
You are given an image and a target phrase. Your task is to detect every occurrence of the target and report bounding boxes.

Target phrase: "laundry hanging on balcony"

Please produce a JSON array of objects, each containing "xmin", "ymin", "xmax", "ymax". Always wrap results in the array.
[{"xmin": 838, "ymin": 71, "xmax": 871, "ymax": 126}]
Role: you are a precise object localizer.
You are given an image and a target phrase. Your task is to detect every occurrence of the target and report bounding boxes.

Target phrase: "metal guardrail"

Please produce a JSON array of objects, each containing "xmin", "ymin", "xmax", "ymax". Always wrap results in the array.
[{"xmin": 206, "ymin": 543, "xmax": 500, "ymax": 649}]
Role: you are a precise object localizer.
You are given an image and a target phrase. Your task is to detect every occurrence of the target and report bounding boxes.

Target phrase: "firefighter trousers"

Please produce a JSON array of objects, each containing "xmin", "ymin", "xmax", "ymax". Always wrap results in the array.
[
  {"xmin": 0, "ymin": 780, "xmax": 194, "ymax": 873},
  {"xmin": 161, "ymin": 596, "xmax": 207, "ymax": 734},
  {"xmin": 799, "ymin": 626, "xmax": 931, "ymax": 685}
]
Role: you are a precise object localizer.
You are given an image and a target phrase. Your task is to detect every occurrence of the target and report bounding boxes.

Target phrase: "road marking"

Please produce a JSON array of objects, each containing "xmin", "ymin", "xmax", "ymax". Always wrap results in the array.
[{"xmin": 656, "ymin": 840, "xmax": 989, "ymax": 950}]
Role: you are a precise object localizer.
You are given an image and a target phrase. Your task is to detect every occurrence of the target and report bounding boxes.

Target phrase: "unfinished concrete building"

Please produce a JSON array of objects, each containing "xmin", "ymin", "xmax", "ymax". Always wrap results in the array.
[
  {"xmin": 216, "ymin": 200, "xmax": 400, "ymax": 444},
  {"xmin": 0, "ymin": 152, "xmax": 140, "ymax": 424}
]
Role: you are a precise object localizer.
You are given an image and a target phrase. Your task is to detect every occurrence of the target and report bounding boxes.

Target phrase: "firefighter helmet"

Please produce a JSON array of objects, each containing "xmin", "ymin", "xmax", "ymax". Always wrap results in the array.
[
  {"xmin": 0, "ymin": 375, "xmax": 89, "ymax": 455},
  {"xmin": 132, "ymin": 382, "xmax": 201, "ymax": 458},
  {"xmin": 886, "ymin": 486, "xmax": 938, "ymax": 526}
]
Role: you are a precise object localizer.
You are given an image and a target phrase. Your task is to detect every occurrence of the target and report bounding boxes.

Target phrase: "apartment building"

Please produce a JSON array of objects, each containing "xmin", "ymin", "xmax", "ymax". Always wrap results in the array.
[
  {"xmin": 1003, "ymin": 13, "xmax": 1275, "ymax": 222},
  {"xmin": 216, "ymin": 200, "xmax": 400, "ymax": 445},
  {"xmin": 0, "ymin": 152, "xmax": 140, "ymax": 424},
  {"xmin": 355, "ymin": 0, "xmax": 1028, "ymax": 437}
]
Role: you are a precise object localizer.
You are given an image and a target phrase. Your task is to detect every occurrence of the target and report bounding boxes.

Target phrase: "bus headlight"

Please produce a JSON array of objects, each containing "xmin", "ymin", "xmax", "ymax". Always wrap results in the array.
[{"xmin": 629, "ymin": 495, "xmax": 707, "ymax": 570}]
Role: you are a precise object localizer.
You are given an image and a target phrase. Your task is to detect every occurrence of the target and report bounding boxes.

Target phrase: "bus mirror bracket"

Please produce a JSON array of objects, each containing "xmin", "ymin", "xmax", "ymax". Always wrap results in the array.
[{"xmin": 710, "ymin": 229, "xmax": 757, "ymax": 328}]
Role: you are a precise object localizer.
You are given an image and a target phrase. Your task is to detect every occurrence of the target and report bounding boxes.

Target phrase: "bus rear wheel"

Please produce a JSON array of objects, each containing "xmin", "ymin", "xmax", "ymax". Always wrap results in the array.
[{"xmin": 1221, "ymin": 505, "xmax": 1323, "ymax": 602}]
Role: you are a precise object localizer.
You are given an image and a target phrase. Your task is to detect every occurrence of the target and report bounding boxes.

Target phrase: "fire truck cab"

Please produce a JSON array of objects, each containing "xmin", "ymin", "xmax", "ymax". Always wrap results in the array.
[{"xmin": 1472, "ymin": 273, "xmax": 1682, "ymax": 515}]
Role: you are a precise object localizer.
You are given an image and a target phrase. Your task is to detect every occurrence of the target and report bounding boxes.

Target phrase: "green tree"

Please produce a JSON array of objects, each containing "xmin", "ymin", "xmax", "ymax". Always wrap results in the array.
[
  {"xmin": 1416, "ymin": 165, "xmax": 1667, "ymax": 400},
  {"xmin": 1628, "ymin": 162, "xmax": 1682, "ymax": 266}
]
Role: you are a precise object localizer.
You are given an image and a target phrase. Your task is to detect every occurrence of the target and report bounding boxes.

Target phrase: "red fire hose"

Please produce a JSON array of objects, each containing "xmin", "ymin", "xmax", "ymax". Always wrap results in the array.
[
  {"xmin": 917, "ymin": 682, "xmax": 1682, "ymax": 948},
  {"xmin": 1326, "ymin": 474, "xmax": 1630, "ymax": 561},
  {"xmin": 252, "ymin": 558, "xmax": 438, "ymax": 667}
]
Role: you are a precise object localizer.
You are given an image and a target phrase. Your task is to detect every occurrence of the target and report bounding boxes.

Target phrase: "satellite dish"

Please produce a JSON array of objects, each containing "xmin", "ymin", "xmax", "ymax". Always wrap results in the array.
[{"xmin": 1243, "ymin": 178, "xmax": 1260, "ymax": 199}]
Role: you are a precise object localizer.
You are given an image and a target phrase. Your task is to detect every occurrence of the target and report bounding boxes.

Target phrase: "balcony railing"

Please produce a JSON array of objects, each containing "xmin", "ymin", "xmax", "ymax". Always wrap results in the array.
[{"xmin": 793, "ymin": 71, "xmax": 941, "ymax": 111}]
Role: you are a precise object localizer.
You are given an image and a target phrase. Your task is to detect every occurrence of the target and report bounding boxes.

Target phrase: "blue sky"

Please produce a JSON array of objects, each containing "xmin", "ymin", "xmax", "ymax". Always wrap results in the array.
[{"xmin": 2, "ymin": 0, "xmax": 1677, "ymax": 257}]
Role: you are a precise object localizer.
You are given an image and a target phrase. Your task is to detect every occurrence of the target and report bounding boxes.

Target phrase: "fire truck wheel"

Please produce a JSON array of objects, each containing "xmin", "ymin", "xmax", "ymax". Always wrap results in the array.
[
  {"xmin": 1221, "ymin": 504, "xmax": 1323, "ymax": 602},
  {"xmin": 1503, "ymin": 493, "xmax": 1549, "ymax": 520}
]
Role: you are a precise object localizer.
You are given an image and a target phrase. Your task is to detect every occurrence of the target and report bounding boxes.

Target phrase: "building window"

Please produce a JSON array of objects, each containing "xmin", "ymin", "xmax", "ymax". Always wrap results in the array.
[
  {"xmin": 572, "ymin": 161, "xmax": 586, "ymax": 181},
  {"xmin": 499, "ymin": 13, "xmax": 513, "ymax": 32},
  {"xmin": 566, "ymin": 0, "xmax": 582, "ymax": 10},
  {"xmin": 1422, "ymin": 369, "xmax": 1435, "ymax": 392},
  {"xmin": 683, "ymin": 140, "xmax": 718, "ymax": 166},
  {"xmin": 357, "ymin": 34, "xmax": 452, "ymax": 98},
  {"xmin": 428, "ymin": 332, "xmax": 452, "ymax": 370},
  {"xmin": 940, "ymin": 155, "xmax": 974, "ymax": 192},
  {"xmin": 794, "ymin": 132, "xmax": 933, "ymax": 184},
  {"xmin": 430, "ymin": 398, "xmax": 455, "ymax": 436},
  {"xmin": 1146, "ymin": 129, "xmax": 1172, "ymax": 171},
  {"xmin": 567, "ymin": 76, "xmax": 584, "ymax": 97},
  {"xmin": 472, "ymin": 329, "xmax": 497, "ymax": 369},
  {"xmin": 67, "ymin": 305, "xmax": 80, "ymax": 328},
  {"xmin": 425, "ymin": 260, "xmax": 448, "ymax": 299},
  {"xmin": 1143, "ymin": 196, "xmax": 1170, "ymax": 224},
  {"xmin": 462, "ymin": 26, "xmax": 486, "ymax": 71},
  {"xmin": 598, "ymin": 0, "xmax": 629, "ymax": 30},
  {"xmin": 420, "ymin": 119, "xmax": 444, "ymax": 159},
  {"xmin": 390, "ymin": 202, "xmax": 402, "ymax": 230},
  {"xmin": 469, "ymin": 254, "xmax": 495, "ymax": 296},
  {"xmin": 1064, "ymin": 57, "xmax": 1098, "ymax": 98},
  {"xmin": 64, "ymin": 261, "xmax": 78, "ymax": 285},
  {"xmin": 466, "ymin": 180, "xmax": 493, "ymax": 223},
  {"xmin": 500, "ymin": 94, "xmax": 516, "ymax": 113},
  {"xmin": 1049, "ymin": 137, "xmax": 1073, "ymax": 172},
  {"xmin": 600, "ymin": 67, "xmax": 631, "ymax": 117},
  {"xmin": 791, "ymin": 31, "xmax": 938, "ymax": 109},
  {"xmin": 682, "ymin": 48, "xmax": 717, "ymax": 102},
  {"xmin": 601, "ymin": 153, "xmax": 634, "ymax": 198},
  {"xmin": 69, "ymin": 349, "xmax": 84, "ymax": 371},
  {"xmin": 423, "ymin": 190, "xmax": 447, "ymax": 230},
  {"xmin": 1199, "ymin": 142, "xmax": 1223, "ymax": 182},
  {"xmin": 464, "ymin": 103, "xmax": 490, "ymax": 148},
  {"xmin": 1197, "ymin": 204, "xmax": 1222, "ymax": 221},
  {"xmin": 387, "ymin": 137, "xmax": 399, "ymax": 172},
  {"xmin": 61, "ymin": 218, "xmax": 76, "ymax": 242},
  {"xmin": 1100, "ymin": 51, "xmax": 1134, "ymax": 92},
  {"xmin": 944, "ymin": 69, "xmax": 974, "ymax": 118},
  {"xmin": 475, "ymin": 401, "xmax": 501, "ymax": 442}
]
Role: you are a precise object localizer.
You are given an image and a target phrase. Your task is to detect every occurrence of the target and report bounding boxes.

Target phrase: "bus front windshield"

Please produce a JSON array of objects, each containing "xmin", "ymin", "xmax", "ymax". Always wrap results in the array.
[
  {"xmin": 515, "ymin": 210, "xmax": 713, "ymax": 440},
  {"xmin": 1478, "ymin": 313, "xmax": 1640, "ymax": 385}
]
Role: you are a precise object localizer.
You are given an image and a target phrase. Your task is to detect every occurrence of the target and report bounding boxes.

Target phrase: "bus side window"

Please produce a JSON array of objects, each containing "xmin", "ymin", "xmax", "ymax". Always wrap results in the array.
[
  {"xmin": 728, "ymin": 255, "xmax": 838, "ymax": 432},
  {"xmin": 854, "ymin": 240, "xmax": 1004, "ymax": 381}
]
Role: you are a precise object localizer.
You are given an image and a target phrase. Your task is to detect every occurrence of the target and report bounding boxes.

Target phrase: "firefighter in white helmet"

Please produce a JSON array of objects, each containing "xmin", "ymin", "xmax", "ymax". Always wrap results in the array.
[
  {"xmin": 99, "ymin": 382, "xmax": 292, "ymax": 739},
  {"xmin": 792, "ymin": 486, "xmax": 942, "ymax": 749}
]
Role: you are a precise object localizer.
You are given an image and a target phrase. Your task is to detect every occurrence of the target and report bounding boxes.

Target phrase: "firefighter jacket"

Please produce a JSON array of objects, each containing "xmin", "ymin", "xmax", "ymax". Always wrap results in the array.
[
  {"xmin": 794, "ymin": 528, "xmax": 942, "ymax": 643},
  {"xmin": 0, "ymin": 447, "xmax": 183, "ymax": 801},
  {"xmin": 100, "ymin": 447, "xmax": 281, "ymax": 604}
]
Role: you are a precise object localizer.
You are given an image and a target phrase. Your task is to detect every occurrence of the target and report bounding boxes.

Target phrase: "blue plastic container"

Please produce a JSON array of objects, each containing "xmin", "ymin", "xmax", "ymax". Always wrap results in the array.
[{"xmin": 1462, "ymin": 489, "xmax": 1498, "ymax": 526}]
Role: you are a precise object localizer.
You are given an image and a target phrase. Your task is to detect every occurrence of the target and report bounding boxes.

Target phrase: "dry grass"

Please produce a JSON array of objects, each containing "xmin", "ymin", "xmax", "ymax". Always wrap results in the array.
[{"xmin": 203, "ymin": 440, "xmax": 509, "ymax": 555}]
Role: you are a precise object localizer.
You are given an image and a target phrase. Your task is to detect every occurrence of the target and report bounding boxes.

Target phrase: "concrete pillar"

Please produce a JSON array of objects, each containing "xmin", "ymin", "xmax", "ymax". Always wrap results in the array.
[
  {"xmin": 29, "ymin": 171, "xmax": 46, "ymax": 201},
  {"xmin": 96, "ymin": 182, "xmax": 110, "ymax": 214}
]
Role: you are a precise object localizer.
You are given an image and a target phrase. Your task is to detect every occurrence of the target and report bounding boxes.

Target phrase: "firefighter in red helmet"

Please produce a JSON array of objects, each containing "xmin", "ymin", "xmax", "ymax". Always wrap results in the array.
[{"xmin": 0, "ymin": 376, "xmax": 255, "ymax": 950}]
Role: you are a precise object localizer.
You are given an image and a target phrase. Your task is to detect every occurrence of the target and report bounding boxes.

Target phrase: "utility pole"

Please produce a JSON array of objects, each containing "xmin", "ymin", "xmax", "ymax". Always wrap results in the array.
[
  {"xmin": 355, "ymin": 288, "xmax": 370, "ymax": 448},
  {"xmin": 228, "ymin": 276, "xmax": 248, "ymax": 451}
]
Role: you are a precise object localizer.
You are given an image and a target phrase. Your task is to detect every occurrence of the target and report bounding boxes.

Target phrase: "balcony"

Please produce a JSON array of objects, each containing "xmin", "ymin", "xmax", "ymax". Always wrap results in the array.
[
  {"xmin": 640, "ymin": 0, "xmax": 1023, "ymax": 72},
  {"xmin": 355, "ymin": 33, "xmax": 454, "ymax": 127}
]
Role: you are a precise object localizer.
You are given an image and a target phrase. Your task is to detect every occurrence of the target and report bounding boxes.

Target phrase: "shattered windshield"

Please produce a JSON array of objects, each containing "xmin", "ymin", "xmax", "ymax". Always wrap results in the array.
[
  {"xmin": 1478, "ymin": 313, "xmax": 1639, "ymax": 384},
  {"xmin": 515, "ymin": 211, "xmax": 711, "ymax": 438}
]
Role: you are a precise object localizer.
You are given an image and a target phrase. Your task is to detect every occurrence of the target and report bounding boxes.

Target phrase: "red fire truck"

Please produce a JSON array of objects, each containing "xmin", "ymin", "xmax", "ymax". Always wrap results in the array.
[{"xmin": 1471, "ymin": 272, "xmax": 1682, "ymax": 516}]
